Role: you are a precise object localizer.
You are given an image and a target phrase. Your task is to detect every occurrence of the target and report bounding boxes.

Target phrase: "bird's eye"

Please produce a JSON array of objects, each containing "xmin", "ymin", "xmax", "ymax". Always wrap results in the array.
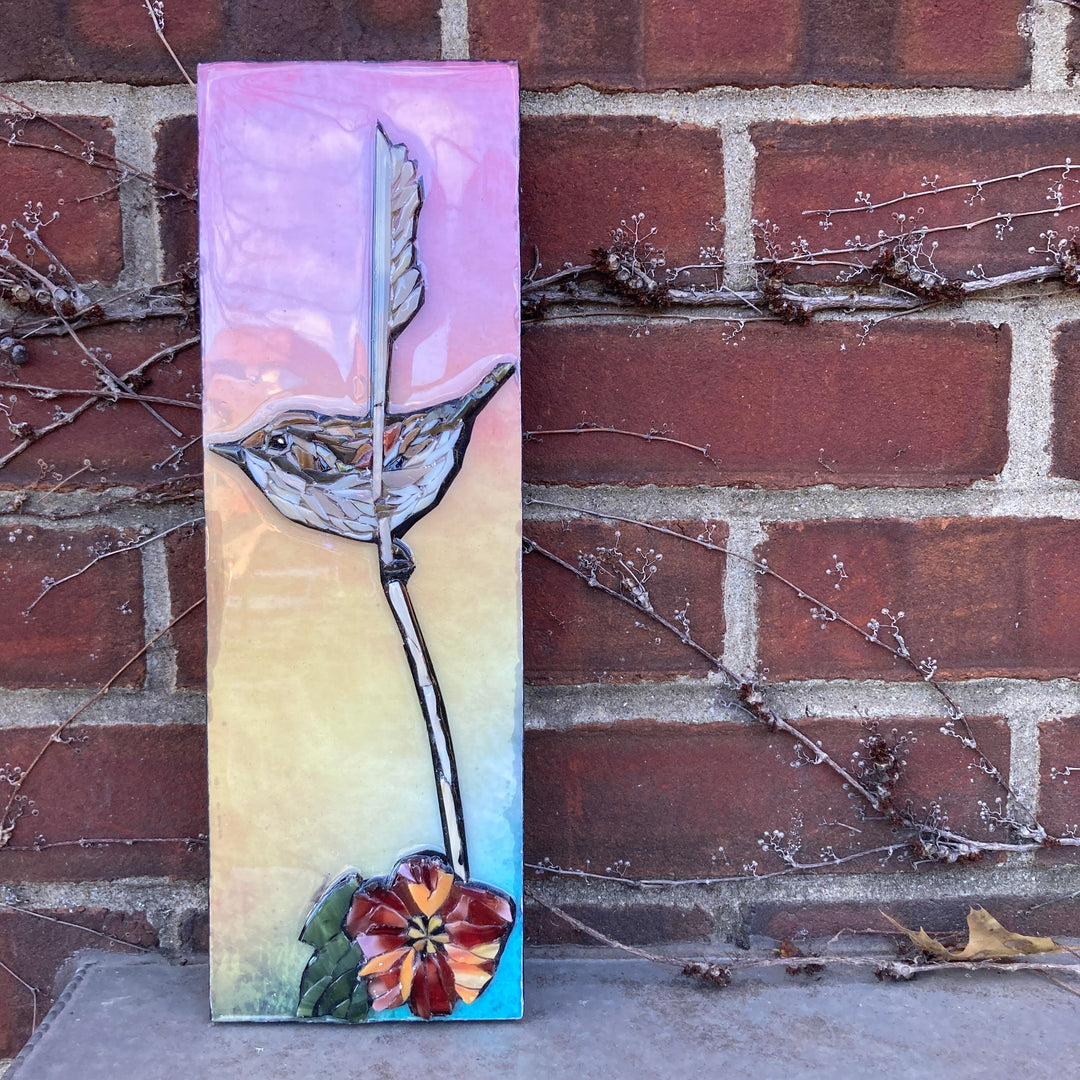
[{"xmin": 267, "ymin": 433, "xmax": 289, "ymax": 452}]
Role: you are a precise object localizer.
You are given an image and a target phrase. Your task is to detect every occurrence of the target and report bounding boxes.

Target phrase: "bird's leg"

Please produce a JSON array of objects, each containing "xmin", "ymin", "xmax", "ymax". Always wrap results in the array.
[
  {"xmin": 382, "ymin": 537, "xmax": 416, "ymax": 585},
  {"xmin": 378, "ymin": 538, "xmax": 470, "ymax": 881}
]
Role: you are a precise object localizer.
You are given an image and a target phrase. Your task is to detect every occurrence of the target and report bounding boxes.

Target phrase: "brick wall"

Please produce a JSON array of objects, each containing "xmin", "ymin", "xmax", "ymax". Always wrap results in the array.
[{"xmin": 2, "ymin": 0, "xmax": 1080, "ymax": 1057}]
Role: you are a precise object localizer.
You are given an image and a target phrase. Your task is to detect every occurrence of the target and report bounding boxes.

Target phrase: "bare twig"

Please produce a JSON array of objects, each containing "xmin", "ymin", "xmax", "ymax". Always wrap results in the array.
[
  {"xmin": 22, "ymin": 517, "xmax": 204, "ymax": 614},
  {"xmin": 5, "ymin": 835, "xmax": 206, "ymax": 851},
  {"xmin": 1, "ymin": 907, "xmax": 151, "ymax": 952},
  {"xmin": 142, "ymin": 0, "xmax": 195, "ymax": 88},
  {"xmin": 521, "ymin": 264, "xmax": 594, "ymax": 291},
  {"xmin": 0, "ymin": 92, "xmax": 195, "ymax": 200},
  {"xmin": 528, "ymin": 890, "xmax": 1080, "ymax": 988},
  {"xmin": 525, "ymin": 497, "xmax": 1029, "ymax": 816},
  {"xmin": 0, "ymin": 597, "xmax": 205, "ymax": 848},
  {"xmin": 0, "ymin": 958, "xmax": 38, "ymax": 1029},
  {"xmin": 524, "ymin": 424, "xmax": 720, "ymax": 468},
  {"xmin": 0, "ymin": 336, "xmax": 199, "ymax": 471},
  {"xmin": 0, "ymin": 380, "xmax": 199, "ymax": 410},
  {"xmin": 527, "ymin": 843, "xmax": 909, "ymax": 888},
  {"xmin": 525, "ymin": 888, "xmax": 684, "ymax": 965},
  {"xmin": 801, "ymin": 164, "xmax": 1079, "ymax": 218},
  {"xmin": 523, "ymin": 535, "xmax": 883, "ymax": 811},
  {"xmin": 57, "ymin": 318, "xmax": 183, "ymax": 437}
]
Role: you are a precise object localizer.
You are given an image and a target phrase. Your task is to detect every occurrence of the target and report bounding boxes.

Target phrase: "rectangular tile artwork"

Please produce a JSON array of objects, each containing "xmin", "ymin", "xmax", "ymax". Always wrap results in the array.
[{"xmin": 199, "ymin": 62, "xmax": 522, "ymax": 1022}]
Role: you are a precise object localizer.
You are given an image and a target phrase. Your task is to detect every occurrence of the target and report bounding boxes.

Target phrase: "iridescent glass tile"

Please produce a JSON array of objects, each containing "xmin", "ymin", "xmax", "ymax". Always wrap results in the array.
[{"xmin": 199, "ymin": 61, "xmax": 522, "ymax": 1022}]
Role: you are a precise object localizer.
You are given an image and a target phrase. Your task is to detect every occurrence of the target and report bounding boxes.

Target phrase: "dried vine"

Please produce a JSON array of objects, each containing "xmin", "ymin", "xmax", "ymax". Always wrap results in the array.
[{"xmin": 2, "ymin": 63, "xmax": 1080, "ymax": 1031}]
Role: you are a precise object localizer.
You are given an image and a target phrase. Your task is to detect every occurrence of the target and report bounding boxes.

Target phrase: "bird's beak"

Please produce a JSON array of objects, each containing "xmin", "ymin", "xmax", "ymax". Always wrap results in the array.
[{"xmin": 209, "ymin": 440, "xmax": 245, "ymax": 466}]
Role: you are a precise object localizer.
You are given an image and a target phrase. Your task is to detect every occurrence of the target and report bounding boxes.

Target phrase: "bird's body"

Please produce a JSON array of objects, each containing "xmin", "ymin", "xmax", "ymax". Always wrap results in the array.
[{"xmin": 212, "ymin": 361, "xmax": 514, "ymax": 545}]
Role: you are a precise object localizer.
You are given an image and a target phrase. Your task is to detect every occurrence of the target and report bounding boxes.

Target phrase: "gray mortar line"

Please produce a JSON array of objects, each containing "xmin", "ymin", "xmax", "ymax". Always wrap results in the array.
[
  {"xmin": 718, "ymin": 121, "xmax": 757, "ymax": 292},
  {"xmin": 525, "ymin": 682, "xmax": 743, "ymax": 730},
  {"xmin": 9, "ymin": 76, "xmax": 1080, "ymax": 130},
  {"xmin": 0, "ymin": 688, "xmax": 205, "ymax": 729},
  {"xmin": 1030, "ymin": 0, "xmax": 1072, "ymax": 92},
  {"xmin": 720, "ymin": 517, "xmax": 766, "ymax": 682},
  {"xmin": 107, "ymin": 93, "xmax": 162, "ymax": 288},
  {"xmin": 1000, "ymin": 303, "xmax": 1060, "ymax": 486},
  {"xmin": 524, "ymin": 481, "xmax": 1080, "ymax": 525},
  {"xmin": 525, "ymin": 679, "xmax": 1080, "ymax": 729},
  {"xmin": 439, "ymin": 0, "xmax": 471, "ymax": 60},
  {"xmin": 1, "ymin": 497, "xmax": 204, "ymax": 532},
  {"xmin": 523, "ymin": 293, "xmax": 1074, "ymax": 334},
  {"xmin": 0, "ymin": 877, "xmax": 208, "ymax": 953},
  {"xmin": 519, "ymin": 84, "xmax": 1080, "ymax": 124},
  {"xmin": 1005, "ymin": 706, "xmax": 1044, "ymax": 869},
  {"xmin": 139, "ymin": 537, "xmax": 178, "ymax": 692},
  {"xmin": 526, "ymin": 861, "xmax": 1080, "ymax": 920},
  {"xmin": 0, "ymin": 82, "xmax": 196, "ymax": 122}
]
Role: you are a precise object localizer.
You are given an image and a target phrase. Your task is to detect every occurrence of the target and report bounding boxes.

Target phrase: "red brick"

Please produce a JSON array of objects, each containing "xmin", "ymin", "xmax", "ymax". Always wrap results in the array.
[
  {"xmin": 892, "ymin": 0, "xmax": 1030, "ymax": 88},
  {"xmin": 0, "ymin": 115, "xmax": 123, "ymax": 284},
  {"xmin": 525, "ymin": 717, "xmax": 1009, "ymax": 879},
  {"xmin": 525, "ymin": 900, "xmax": 712, "ymax": 946},
  {"xmin": 165, "ymin": 523, "xmax": 207, "ymax": 690},
  {"xmin": 471, "ymin": 0, "xmax": 1028, "ymax": 90},
  {"xmin": 758, "ymin": 518, "xmax": 1080, "ymax": 681},
  {"xmin": 523, "ymin": 519, "xmax": 725, "ymax": 684},
  {"xmin": 521, "ymin": 117, "xmax": 723, "ymax": 275},
  {"xmin": 0, "ymin": 526, "xmax": 146, "ymax": 689},
  {"xmin": 753, "ymin": 116, "xmax": 1080, "ymax": 282},
  {"xmin": 470, "ymin": 0, "xmax": 642, "ymax": 91},
  {"xmin": 523, "ymin": 320, "xmax": 1010, "ymax": 488},
  {"xmin": 1038, "ymin": 718, "xmax": 1080, "ymax": 865},
  {"xmin": 0, "ymin": 724, "xmax": 208, "ymax": 881},
  {"xmin": 69, "ymin": 0, "xmax": 224, "ymax": 83},
  {"xmin": 0, "ymin": 321, "xmax": 202, "ymax": 492},
  {"xmin": 1068, "ymin": 10, "xmax": 1080, "ymax": 77},
  {"xmin": 748, "ymin": 895, "xmax": 1080, "ymax": 942},
  {"xmin": 0, "ymin": 906, "xmax": 157, "ymax": 1057},
  {"xmin": 238, "ymin": 0, "xmax": 440, "ymax": 60},
  {"xmin": 155, "ymin": 116, "xmax": 198, "ymax": 277},
  {"xmin": 0, "ymin": 0, "xmax": 438, "ymax": 83},
  {"xmin": 643, "ymin": 0, "xmax": 801, "ymax": 89},
  {"xmin": 1052, "ymin": 321, "xmax": 1080, "ymax": 480},
  {"xmin": 0, "ymin": 0, "xmax": 72, "ymax": 83}
]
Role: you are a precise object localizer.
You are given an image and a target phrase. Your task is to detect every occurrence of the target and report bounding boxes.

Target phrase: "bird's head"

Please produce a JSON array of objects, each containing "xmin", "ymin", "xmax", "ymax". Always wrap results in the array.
[{"xmin": 210, "ymin": 411, "xmax": 375, "ymax": 484}]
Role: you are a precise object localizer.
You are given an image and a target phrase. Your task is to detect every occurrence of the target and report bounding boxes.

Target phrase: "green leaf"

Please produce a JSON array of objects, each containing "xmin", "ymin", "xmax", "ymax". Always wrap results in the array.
[
  {"xmin": 296, "ymin": 872, "xmax": 371, "ymax": 1021},
  {"xmin": 297, "ymin": 933, "xmax": 351, "ymax": 1016},
  {"xmin": 345, "ymin": 992, "xmax": 369, "ymax": 1023},
  {"xmin": 296, "ymin": 973, "xmax": 333, "ymax": 1016},
  {"xmin": 313, "ymin": 944, "xmax": 365, "ymax": 1018},
  {"xmin": 299, "ymin": 873, "xmax": 362, "ymax": 948}
]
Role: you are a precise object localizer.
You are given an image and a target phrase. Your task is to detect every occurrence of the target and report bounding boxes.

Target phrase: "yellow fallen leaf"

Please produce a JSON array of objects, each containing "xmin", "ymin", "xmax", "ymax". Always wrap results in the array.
[{"xmin": 881, "ymin": 907, "xmax": 1063, "ymax": 962}]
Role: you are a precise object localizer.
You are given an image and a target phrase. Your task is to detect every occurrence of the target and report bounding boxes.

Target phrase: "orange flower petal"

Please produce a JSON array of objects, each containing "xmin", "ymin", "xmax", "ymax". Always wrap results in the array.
[
  {"xmin": 444, "ymin": 943, "xmax": 488, "ymax": 967},
  {"xmin": 455, "ymin": 985, "xmax": 480, "ymax": 1005},
  {"xmin": 408, "ymin": 867, "xmax": 455, "ymax": 917},
  {"xmin": 399, "ymin": 947, "xmax": 416, "ymax": 1001},
  {"xmin": 359, "ymin": 946, "xmax": 409, "ymax": 977},
  {"xmin": 449, "ymin": 960, "xmax": 493, "ymax": 991}
]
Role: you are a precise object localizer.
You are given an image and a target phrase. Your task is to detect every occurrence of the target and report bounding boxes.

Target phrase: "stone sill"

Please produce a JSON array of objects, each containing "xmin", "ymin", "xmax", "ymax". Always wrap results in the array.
[{"xmin": 7, "ymin": 950, "xmax": 1080, "ymax": 1078}]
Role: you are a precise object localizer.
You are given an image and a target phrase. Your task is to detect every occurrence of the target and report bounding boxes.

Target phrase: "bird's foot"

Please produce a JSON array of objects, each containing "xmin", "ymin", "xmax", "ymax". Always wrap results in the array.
[{"xmin": 382, "ymin": 538, "xmax": 416, "ymax": 584}]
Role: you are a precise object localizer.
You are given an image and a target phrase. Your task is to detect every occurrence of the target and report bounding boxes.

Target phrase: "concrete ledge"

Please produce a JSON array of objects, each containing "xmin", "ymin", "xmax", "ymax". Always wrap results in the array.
[{"xmin": 8, "ymin": 950, "xmax": 1080, "ymax": 1079}]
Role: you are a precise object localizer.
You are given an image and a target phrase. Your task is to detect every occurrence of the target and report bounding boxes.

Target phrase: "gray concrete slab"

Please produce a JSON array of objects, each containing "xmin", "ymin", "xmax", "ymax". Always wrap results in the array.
[{"xmin": 7, "ymin": 951, "xmax": 1079, "ymax": 1079}]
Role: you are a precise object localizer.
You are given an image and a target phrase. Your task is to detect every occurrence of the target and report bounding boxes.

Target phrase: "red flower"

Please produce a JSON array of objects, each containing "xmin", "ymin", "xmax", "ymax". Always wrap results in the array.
[{"xmin": 345, "ymin": 852, "xmax": 515, "ymax": 1019}]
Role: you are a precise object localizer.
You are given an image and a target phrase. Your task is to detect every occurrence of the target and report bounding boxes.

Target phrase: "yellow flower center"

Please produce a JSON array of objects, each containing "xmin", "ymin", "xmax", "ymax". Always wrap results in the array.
[{"xmin": 405, "ymin": 914, "xmax": 452, "ymax": 956}]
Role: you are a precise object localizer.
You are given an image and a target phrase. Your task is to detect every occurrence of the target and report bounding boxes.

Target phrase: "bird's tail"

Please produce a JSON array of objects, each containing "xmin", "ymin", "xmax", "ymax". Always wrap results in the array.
[{"xmin": 433, "ymin": 361, "xmax": 517, "ymax": 427}]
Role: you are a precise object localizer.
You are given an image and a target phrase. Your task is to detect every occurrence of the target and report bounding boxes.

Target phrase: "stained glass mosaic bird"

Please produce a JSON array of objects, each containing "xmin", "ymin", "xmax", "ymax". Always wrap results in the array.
[{"xmin": 210, "ymin": 361, "xmax": 513, "ymax": 564}]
